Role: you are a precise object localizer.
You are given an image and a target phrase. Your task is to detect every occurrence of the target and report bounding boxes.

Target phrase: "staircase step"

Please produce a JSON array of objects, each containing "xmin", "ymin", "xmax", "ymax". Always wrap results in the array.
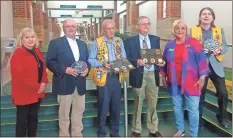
[
  {"xmin": 0, "ymin": 96, "xmax": 173, "ymax": 117},
  {"xmin": 0, "ymin": 114, "xmax": 126, "ymax": 134},
  {"xmin": 0, "ymin": 88, "xmax": 170, "ymax": 106},
  {"xmin": 205, "ymin": 93, "xmax": 232, "ymax": 113},
  {"xmin": 204, "ymin": 93, "xmax": 232, "ymax": 121},
  {"xmin": 202, "ymin": 107, "xmax": 232, "ymax": 136},
  {"xmin": 1, "ymin": 119, "xmax": 218, "ymax": 137},
  {"xmin": 1, "ymin": 106, "xmax": 174, "ymax": 134},
  {"xmin": 0, "ymin": 102, "xmax": 174, "ymax": 125},
  {"xmin": 206, "ymin": 90, "xmax": 232, "ymax": 102}
]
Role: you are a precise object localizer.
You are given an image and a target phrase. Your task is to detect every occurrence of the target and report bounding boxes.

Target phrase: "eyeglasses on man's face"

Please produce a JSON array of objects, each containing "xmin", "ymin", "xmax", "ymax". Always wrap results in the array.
[
  {"xmin": 63, "ymin": 25, "xmax": 77, "ymax": 29},
  {"xmin": 139, "ymin": 23, "xmax": 151, "ymax": 26}
]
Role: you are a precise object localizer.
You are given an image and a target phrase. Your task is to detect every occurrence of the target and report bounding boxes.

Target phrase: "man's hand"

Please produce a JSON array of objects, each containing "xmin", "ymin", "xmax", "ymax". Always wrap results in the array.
[
  {"xmin": 65, "ymin": 67, "xmax": 78, "ymax": 77},
  {"xmin": 80, "ymin": 68, "xmax": 89, "ymax": 77},
  {"xmin": 213, "ymin": 47, "xmax": 222, "ymax": 55},
  {"xmin": 122, "ymin": 69, "xmax": 128, "ymax": 73},
  {"xmin": 38, "ymin": 82, "xmax": 47, "ymax": 93},
  {"xmin": 103, "ymin": 62, "xmax": 111, "ymax": 69},
  {"xmin": 137, "ymin": 59, "xmax": 145, "ymax": 66}
]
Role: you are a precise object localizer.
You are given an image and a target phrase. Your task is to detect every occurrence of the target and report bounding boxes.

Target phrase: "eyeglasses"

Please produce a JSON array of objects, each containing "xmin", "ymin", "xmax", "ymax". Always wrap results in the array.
[
  {"xmin": 63, "ymin": 25, "xmax": 77, "ymax": 29},
  {"xmin": 174, "ymin": 27, "xmax": 186, "ymax": 31},
  {"xmin": 139, "ymin": 23, "xmax": 151, "ymax": 26}
]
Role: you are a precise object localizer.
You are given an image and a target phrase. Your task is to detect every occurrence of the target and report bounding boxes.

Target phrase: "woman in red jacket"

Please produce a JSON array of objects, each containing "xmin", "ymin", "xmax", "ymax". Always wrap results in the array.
[{"xmin": 10, "ymin": 28, "xmax": 48, "ymax": 137}]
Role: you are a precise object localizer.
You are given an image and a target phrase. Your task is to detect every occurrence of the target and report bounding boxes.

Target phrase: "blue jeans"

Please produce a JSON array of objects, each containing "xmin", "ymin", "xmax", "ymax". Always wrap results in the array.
[
  {"xmin": 172, "ymin": 92, "xmax": 200, "ymax": 137},
  {"xmin": 96, "ymin": 74, "xmax": 121, "ymax": 137}
]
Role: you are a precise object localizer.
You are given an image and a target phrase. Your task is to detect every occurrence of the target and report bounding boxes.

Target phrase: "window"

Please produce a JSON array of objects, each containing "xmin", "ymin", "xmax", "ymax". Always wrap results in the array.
[
  {"xmin": 42, "ymin": 2, "xmax": 45, "ymax": 13},
  {"xmin": 162, "ymin": 0, "xmax": 166, "ymax": 18},
  {"xmin": 105, "ymin": 10, "xmax": 112, "ymax": 15},
  {"xmin": 123, "ymin": 15, "xmax": 126, "ymax": 32},
  {"xmin": 120, "ymin": 0, "xmax": 127, "ymax": 5}
]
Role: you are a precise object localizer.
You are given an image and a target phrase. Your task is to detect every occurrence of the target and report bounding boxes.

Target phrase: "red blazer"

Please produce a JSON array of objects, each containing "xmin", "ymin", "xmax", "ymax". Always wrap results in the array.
[{"xmin": 10, "ymin": 46, "xmax": 48, "ymax": 105}]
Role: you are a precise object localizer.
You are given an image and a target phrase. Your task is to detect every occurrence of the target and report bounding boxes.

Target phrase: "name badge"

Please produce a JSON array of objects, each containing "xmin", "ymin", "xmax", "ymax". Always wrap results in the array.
[
  {"xmin": 168, "ymin": 48, "xmax": 174, "ymax": 52},
  {"xmin": 97, "ymin": 70, "xmax": 102, "ymax": 79}
]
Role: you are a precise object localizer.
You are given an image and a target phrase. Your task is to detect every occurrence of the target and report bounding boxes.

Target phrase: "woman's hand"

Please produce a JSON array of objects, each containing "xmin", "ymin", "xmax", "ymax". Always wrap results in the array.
[
  {"xmin": 162, "ymin": 77, "xmax": 168, "ymax": 88},
  {"xmin": 194, "ymin": 76, "xmax": 205, "ymax": 91},
  {"xmin": 38, "ymin": 82, "xmax": 47, "ymax": 93}
]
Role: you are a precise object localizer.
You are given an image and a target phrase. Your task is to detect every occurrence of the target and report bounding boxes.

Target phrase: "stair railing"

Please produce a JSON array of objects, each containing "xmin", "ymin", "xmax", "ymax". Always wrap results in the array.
[{"xmin": 123, "ymin": 79, "xmax": 128, "ymax": 137}]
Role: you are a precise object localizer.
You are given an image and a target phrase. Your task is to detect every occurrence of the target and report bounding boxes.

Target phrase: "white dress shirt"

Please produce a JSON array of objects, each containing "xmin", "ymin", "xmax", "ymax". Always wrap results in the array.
[{"xmin": 66, "ymin": 36, "xmax": 80, "ymax": 61}]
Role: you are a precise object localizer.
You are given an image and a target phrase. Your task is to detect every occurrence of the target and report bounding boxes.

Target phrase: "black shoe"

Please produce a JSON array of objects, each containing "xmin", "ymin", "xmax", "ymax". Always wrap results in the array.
[
  {"xmin": 199, "ymin": 126, "xmax": 204, "ymax": 131},
  {"xmin": 110, "ymin": 134, "xmax": 120, "ymax": 137},
  {"xmin": 131, "ymin": 132, "xmax": 141, "ymax": 137},
  {"xmin": 220, "ymin": 120, "xmax": 230, "ymax": 129},
  {"xmin": 216, "ymin": 114, "xmax": 230, "ymax": 129},
  {"xmin": 149, "ymin": 131, "xmax": 163, "ymax": 137}
]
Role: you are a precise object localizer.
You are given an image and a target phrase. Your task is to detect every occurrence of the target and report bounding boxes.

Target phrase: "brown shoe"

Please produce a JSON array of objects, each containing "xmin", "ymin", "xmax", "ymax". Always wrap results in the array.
[
  {"xmin": 131, "ymin": 132, "xmax": 141, "ymax": 137},
  {"xmin": 149, "ymin": 131, "xmax": 163, "ymax": 137}
]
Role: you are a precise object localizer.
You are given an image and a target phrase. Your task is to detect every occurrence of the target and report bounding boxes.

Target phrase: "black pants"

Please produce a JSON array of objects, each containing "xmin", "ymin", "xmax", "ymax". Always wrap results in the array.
[
  {"xmin": 199, "ymin": 64, "xmax": 228, "ymax": 127},
  {"xmin": 16, "ymin": 100, "xmax": 41, "ymax": 137}
]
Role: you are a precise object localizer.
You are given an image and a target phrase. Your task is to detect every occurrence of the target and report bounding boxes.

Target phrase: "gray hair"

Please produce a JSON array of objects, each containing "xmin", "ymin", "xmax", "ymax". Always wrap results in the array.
[
  {"xmin": 136, "ymin": 16, "xmax": 151, "ymax": 25},
  {"xmin": 102, "ymin": 19, "xmax": 115, "ymax": 29},
  {"xmin": 101, "ymin": 19, "xmax": 115, "ymax": 34},
  {"xmin": 63, "ymin": 19, "xmax": 76, "ymax": 27}
]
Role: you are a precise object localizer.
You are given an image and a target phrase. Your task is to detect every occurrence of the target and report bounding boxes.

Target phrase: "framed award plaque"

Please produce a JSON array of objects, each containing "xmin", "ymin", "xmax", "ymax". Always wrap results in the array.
[
  {"xmin": 110, "ymin": 58, "xmax": 135, "ymax": 73},
  {"xmin": 140, "ymin": 49, "xmax": 164, "ymax": 64}
]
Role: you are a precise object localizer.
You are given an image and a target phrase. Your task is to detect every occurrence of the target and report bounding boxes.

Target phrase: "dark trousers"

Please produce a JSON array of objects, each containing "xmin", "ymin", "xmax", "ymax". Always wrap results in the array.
[
  {"xmin": 97, "ymin": 74, "xmax": 121, "ymax": 137},
  {"xmin": 199, "ymin": 64, "xmax": 228, "ymax": 127},
  {"xmin": 16, "ymin": 100, "xmax": 41, "ymax": 137}
]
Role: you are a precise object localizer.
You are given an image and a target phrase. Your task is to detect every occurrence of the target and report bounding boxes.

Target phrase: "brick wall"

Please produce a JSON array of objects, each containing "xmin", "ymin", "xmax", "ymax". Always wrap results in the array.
[
  {"xmin": 33, "ymin": 1, "xmax": 44, "ymax": 48},
  {"xmin": 51, "ymin": 18, "xmax": 60, "ymax": 38},
  {"xmin": 157, "ymin": 0, "xmax": 181, "ymax": 50},
  {"xmin": 87, "ymin": 24, "xmax": 90, "ymax": 40},
  {"xmin": 157, "ymin": 1, "xmax": 163, "ymax": 20},
  {"xmin": 166, "ymin": 1, "xmax": 181, "ymax": 18},
  {"xmin": 91, "ymin": 24, "xmax": 95, "ymax": 39},
  {"xmin": 157, "ymin": 0, "xmax": 181, "ymax": 20},
  {"xmin": 48, "ymin": 18, "xmax": 53, "ymax": 41},
  {"xmin": 99, "ymin": 18, "xmax": 102, "ymax": 36},
  {"xmin": 12, "ymin": 1, "xmax": 32, "ymax": 36},
  {"xmin": 115, "ymin": 15, "xmax": 120, "ymax": 31},
  {"xmin": 43, "ymin": 13, "xmax": 49, "ymax": 47},
  {"xmin": 95, "ymin": 23, "xmax": 98, "ymax": 38},
  {"xmin": 126, "ymin": 1, "xmax": 139, "ymax": 33}
]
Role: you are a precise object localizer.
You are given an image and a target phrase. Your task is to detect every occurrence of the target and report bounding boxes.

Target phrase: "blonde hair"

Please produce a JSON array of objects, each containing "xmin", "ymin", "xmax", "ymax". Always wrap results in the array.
[
  {"xmin": 16, "ymin": 27, "xmax": 39, "ymax": 48},
  {"xmin": 101, "ymin": 19, "xmax": 115, "ymax": 35},
  {"xmin": 171, "ymin": 19, "xmax": 189, "ymax": 36}
]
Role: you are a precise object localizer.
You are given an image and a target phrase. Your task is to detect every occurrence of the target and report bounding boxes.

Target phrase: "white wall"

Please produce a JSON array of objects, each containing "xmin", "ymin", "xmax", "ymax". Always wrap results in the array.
[
  {"xmin": 57, "ymin": 18, "xmax": 97, "ymax": 24},
  {"xmin": 47, "ymin": 1, "xmax": 114, "ymax": 9},
  {"xmin": 136, "ymin": 0, "xmax": 144, "ymax": 4},
  {"xmin": 139, "ymin": 1, "xmax": 157, "ymax": 35},
  {"xmin": 1, "ymin": 1, "xmax": 13, "ymax": 38},
  {"xmin": 117, "ymin": 1, "xmax": 126, "ymax": 14},
  {"xmin": 119, "ymin": 12, "xmax": 126, "ymax": 33},
  {"xmin": 181, "ymin": 1, "xmax": 232, "ymax": 44},
  {"xmin": 50, "ymin": 10, "xmax": 102, "ymax": 18}
]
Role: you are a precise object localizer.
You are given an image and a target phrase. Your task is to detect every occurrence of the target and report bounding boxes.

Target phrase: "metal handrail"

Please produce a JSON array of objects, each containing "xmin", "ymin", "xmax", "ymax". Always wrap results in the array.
[{"xmin": 123, "ymin": 80, "xmax": 128, "ymax": 137}]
